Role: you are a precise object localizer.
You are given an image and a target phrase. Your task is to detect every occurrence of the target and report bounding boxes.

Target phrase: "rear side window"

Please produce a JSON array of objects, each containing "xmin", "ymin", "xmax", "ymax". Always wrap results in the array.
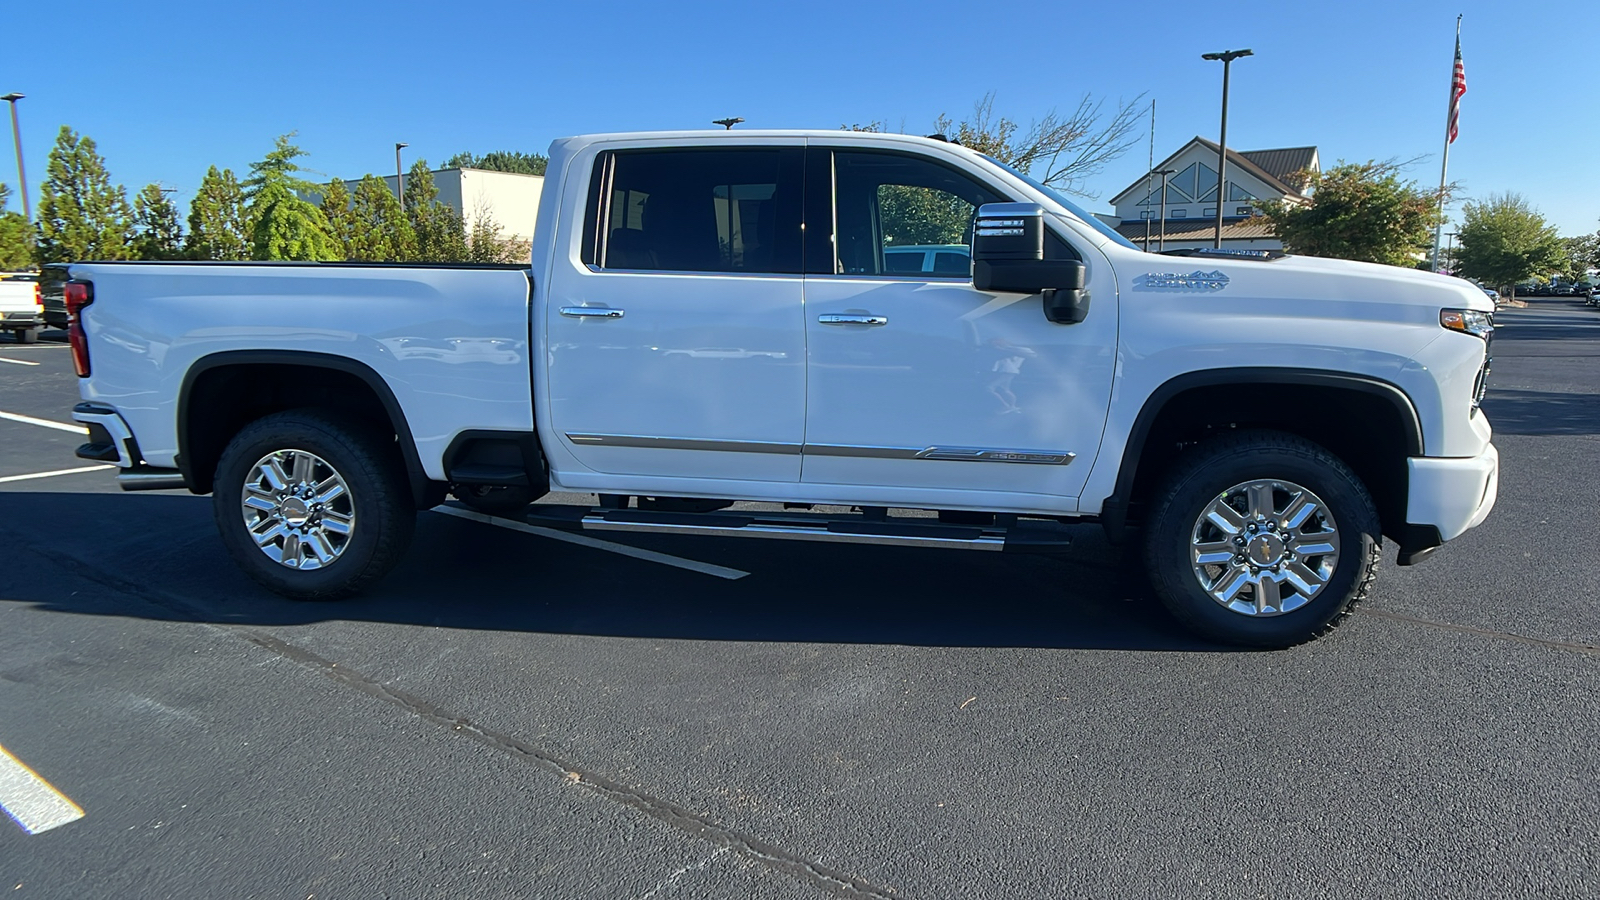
[{"xmin": 584, "ymin": 147, "xmax": 804, "ymax": 275}]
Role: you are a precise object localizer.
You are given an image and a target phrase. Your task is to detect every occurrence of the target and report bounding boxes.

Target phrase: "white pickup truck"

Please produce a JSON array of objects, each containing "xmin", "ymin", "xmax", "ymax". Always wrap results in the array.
[
  {"xmin": 0, "ymin": 273, "xmax": 44, "ymax": 342},
  {"xmin": 62, "ymin": 130, "xmax": 1498, "ymax": 647}
]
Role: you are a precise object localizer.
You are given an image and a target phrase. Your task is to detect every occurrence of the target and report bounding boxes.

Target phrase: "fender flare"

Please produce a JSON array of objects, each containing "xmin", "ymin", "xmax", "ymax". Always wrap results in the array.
[{"xmin": 1098, "ymin": 367, "xmax": 1424, "ymax": 541}]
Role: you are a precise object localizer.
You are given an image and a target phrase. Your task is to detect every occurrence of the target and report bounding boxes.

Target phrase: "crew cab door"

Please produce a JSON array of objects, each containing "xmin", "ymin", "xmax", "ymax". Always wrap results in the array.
[
  {"xmin": 544, "ymin": 144, "xmax": 808, "ymax": 482},
  {"xmin": 799, "ymin": 146, "xmax": 1118, "ymax": 505}
]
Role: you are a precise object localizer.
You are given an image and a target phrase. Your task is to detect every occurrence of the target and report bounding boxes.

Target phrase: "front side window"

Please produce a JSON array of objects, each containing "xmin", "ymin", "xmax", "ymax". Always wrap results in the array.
[
  {"xmin": 587, "ymin": 148, "xmax": 803, "ymax": 274},
  {"xmin": 830, "ymin": 150, "xmax": 1004, "ymax": 278}
]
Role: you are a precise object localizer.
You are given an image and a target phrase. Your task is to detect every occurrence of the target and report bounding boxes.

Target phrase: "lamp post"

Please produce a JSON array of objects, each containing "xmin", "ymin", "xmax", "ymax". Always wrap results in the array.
[
  {"xmin": 394, "ymin": 142, "xmax": 408, "ymax": 210},
  {"xmin": 1200, "ymin": 49, "xmax": 1252, "ymax": 249},
  {"xmin": 1155, "ymin": 168, "xmax": 1175, "ymax": 252},
  {"xmin": 1444, "ymin": 231, "xmax": 1457, "ymax": 274},
  {"xmin": 2, "ymin": 93, "xmax": 29, "ymax": 222}
]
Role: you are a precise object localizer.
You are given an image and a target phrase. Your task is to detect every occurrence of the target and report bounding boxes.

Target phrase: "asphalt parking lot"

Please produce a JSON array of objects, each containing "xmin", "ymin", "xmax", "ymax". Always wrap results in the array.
[{"xmin": 1, "ymin": 303, "xmax": 1596, "ymax": 899}]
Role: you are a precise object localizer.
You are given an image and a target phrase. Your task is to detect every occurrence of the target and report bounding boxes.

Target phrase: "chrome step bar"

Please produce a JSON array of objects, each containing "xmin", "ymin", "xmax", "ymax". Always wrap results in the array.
[{"xmin": 581, "ymin": 515, "xmax": 1010, "ymax": 551}]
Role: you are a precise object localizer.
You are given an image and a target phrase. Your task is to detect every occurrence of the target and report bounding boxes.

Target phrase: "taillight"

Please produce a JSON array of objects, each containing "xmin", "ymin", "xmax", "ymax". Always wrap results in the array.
[
  {"xmin": 33, "ymin": 282, "xmax": 42, "ymax": 314},
  {"xmin": 65, "ymin": 280, "xmax": 94, "ymax": 377}
]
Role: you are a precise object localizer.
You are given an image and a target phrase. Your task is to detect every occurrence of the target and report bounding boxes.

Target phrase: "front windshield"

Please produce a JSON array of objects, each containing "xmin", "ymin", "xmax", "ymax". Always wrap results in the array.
[{"xmin": 983, "ymin": 155, "xmax": 1140, "ymax": 251}]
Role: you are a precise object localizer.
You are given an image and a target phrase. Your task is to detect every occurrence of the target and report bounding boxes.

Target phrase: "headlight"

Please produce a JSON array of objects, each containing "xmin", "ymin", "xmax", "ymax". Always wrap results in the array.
[{"xmin": 1440, "ymin": 308, "xmax": 1493, "ymax": 339}]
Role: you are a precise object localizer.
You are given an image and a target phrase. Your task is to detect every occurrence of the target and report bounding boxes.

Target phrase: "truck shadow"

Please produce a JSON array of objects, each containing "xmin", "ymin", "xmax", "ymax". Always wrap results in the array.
[
  {"xmin": 1479, "ymin": 389, "xmax": 1600, "ymax": 436},
  {"xmin": 2, "ymin": 491, "xmax": 1233, "ymax": 653}
]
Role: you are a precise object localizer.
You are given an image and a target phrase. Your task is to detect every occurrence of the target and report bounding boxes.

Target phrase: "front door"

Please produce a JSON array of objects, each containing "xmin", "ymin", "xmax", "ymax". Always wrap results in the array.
[
  {"xmin": 544, "ymin": 145, "xmax": 808, "ymax": 483},
  {"xmin": 800, "ymin": 147, "xmax": 1118, "ymax": 507}
]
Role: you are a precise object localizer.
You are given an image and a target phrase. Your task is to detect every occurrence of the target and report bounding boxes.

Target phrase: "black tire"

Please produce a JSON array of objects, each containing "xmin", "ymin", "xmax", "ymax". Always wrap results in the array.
[
  {"xmin": 1143, "ymin": 429, "xmax": 1381, "ymax": 648},
  {"xmin": 451, "ymin": 483, "xmax": 536, "ymax": 516},
  {"xmin": 16, "ymin": 327, "xmax": 38, "ymax": 344},
  {"xmin": 213, "ymin": 410, "xmax": 415, "ymax": 599}
]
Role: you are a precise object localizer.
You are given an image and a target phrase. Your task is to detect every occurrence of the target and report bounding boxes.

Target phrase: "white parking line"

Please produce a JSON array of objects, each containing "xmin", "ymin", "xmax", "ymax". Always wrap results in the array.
[
  {"xmin": 0, "ymin": 410, "xmax": 87, "ymax": 434},
  {"xmin": 431, "ymin": 504, "xmax": 750, "ymax": 580},
  {"xmin": 0, "ymin": 742, "xmax": 85, "ymax": 835},
  {"xmin": 0, "ymin": 357, "xmax": 40, "ymax": 366},
  {"xmin": 0, "ymin": 465, "xmax": 116, "ymax": 484}
]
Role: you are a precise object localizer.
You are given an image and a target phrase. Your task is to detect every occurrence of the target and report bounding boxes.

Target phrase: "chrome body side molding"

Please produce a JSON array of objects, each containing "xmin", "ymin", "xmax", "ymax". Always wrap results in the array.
[{"xmin": 566, "ymin": 434, "xmax": 1075, "ymax": 465}]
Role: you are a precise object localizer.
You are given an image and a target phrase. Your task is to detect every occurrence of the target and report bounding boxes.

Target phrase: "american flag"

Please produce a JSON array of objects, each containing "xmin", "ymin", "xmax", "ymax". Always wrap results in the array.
[{"xmin": 1447, "ymin": 34, "xmax": 1467, "ymax": 144}]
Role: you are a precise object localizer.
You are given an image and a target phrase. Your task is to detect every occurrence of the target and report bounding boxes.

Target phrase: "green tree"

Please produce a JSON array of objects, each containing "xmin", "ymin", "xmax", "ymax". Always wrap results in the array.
[
  {"xmin": 1454, "ymin": 193, "xmax": 1567, "ymax": 298},
  {"xmin": 1254, "ymin": 160, "xmax": 1444, "ymax": 267},
  {"xmin": 35, "ymin": 126, "xmax": 135, "ymax": 263},
  {"xmin": 444, "ymin": 150, "xmax": 547, "ymax": 176},
  {"xmin": 347, "ymin": 175, "xmax": 416, "ymax": 261},
  {"xmin": 1557, "ymin": 233, "xmax": 1597, "ymax": 282},
  {"xmin": 131, "ymin": 184, "xmax": 184, "ymax": 260},
  {"xmin": 0, "ymin": 183, "xmax": 33, "ymax": 269},
  {"xmin": 185, "ymin": 166, "xmax": 250, "ymax": 261},
  {"xmin": 404, "ymin": 160, "xmax": 469, "ymax": 262},
  {"xmin": 319, "ymin": 177, "xmax": 357, "ymax": 258},
  {"xmin": 466, "ymin": 210, "xmax": 526, "ymax": 263},
  {"xmin": 244, "ymin": 134, "xmax": 340, "ymax": 261}
]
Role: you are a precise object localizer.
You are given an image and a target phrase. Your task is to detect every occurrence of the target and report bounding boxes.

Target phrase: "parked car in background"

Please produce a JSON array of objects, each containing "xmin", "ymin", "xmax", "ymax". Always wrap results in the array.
[
  {"xmin": 0, "ymin": 273, "xmax": 43, "ymax": 343},
  {"xmin": 1478, "ymin": 285, "xmax": 1499, "ymax": 305}
]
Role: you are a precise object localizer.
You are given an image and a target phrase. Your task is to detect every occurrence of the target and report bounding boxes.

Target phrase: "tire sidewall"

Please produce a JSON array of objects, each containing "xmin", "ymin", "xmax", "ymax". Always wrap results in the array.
[
  {"xmin": 213, "ymin": 413, "xmax": 404, "ymax": 598},
  {"xmin": 1146, "ymin": 437, "xmax": 1379, "ymax": 647}
]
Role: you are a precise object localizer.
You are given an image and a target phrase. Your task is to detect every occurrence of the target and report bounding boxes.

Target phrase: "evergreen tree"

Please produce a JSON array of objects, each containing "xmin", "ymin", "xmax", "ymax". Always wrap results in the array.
[
  {"xmin": 466, "ymin": 211, "xmax": 527, "ymax": 263},
  {"xmin": 35, "ymin": 126, "xmax": 135, "ymax": 263},
  {"xmin": 404, "ymin": 160, "xmax": 468, "ymax": 262},
  {"xmin": 348, "ymin": 174, "xmax": 416, "ymax": 261},
  {"xmin": 0, "ymin": 183, "xmax": 33, "ymax": 270},
  {"xmin": 132, "ymin": 184, "xmax": 184, "ymax": 260},
  {"xmin": 244, "ymin": 134, "xmax": 340, "ymax": 261},
  {"xmin": 185, "ymin": 166, "xmax": 250, "ymax": 261},
  {"xmin": 319, "ymin": 177, "xmax": 357, "ymax": 259}
]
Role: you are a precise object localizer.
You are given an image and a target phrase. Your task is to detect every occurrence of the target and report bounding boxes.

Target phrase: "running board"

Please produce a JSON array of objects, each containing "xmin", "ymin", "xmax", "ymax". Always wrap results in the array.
[{"xmin": 567, "ymin": 507, "xmax": 1073, "ymax": 552}]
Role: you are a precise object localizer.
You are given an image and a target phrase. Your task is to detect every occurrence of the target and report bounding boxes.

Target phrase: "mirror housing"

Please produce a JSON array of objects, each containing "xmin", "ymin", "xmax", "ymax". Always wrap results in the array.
[{"xmin": 970, "ymin": 203, "xmax": 1089, "ymax": 324}]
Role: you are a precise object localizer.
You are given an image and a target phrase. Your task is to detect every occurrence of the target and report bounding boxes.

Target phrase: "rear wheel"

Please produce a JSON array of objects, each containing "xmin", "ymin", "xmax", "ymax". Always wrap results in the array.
[
  {"xmin": 213, "ymin": 410, "xmax": 415, "ymax": 599},
  {"xmin": 15, "ymin": 327, "xmax": 38, "ymax": 344},
  {"xmin": 1143, "ymin": 430, "xmax": 1381, "ymax": 648}
]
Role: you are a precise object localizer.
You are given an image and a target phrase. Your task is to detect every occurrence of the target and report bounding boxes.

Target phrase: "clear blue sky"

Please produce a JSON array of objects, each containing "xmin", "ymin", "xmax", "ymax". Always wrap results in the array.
[{"xmin": 3, "ymin": 0, "xmax": 1594, "ymax": 236}]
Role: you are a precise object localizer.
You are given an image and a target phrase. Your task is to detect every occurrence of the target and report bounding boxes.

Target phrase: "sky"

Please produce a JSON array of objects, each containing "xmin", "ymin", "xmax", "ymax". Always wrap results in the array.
[{"xmin": 2, "ymin": 0, "xmax": 1595, "ymax": 236}]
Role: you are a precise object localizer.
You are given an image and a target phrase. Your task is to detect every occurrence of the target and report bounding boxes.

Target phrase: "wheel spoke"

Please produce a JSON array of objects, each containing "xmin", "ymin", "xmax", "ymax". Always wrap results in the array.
[
  {"xmin": 1214, "ymin": 567, "xmax": 1252, "ymax": 603},
  {"xmin": 1193, "ymin": 540, "xmax": 1235, "ymax": 566},
  {"xmin": 1206, "ymin": 502, "xmax": 1246, "ymax": 535},
  {"xmin": 1280, "ymin": 493, "xmax": 1315, "ymax": 530},
  {"xmin": 261, "ymin": 457, "xmax": 290, "ymax": 492},
  {"xmin": 305, "ymin": 532, "xmax": 335, "ymax": 563},
  {"xmin": 290, "ymin": 451, "xmax": 312, "ymax": 485},
  {"xmin": 252, "ymin": 521, "xmax": 287, "ymax": 547},
  {"xmin": 243, "ymin": 495, "xmax": 276, "ymax": 512},
  {"xmin": 321, "ymin": 513, "xmax": 352, "ymax": 535},
  {"xmin": 1246, "ymin": 483, "xmax": 1275, "ymax": 519},
  {"xmin": 1284, "ymin": 560, "xmax": 1324, "ymax": 596},
  {"xmin": 315, "ymin": 478, "xmax": 346, "ymax": 505},
  {"xmin": 1290, "ymin": 536, "xmax": 1338, "ymax": 557},
  {"xmin": 1256, "ymin": 574, "xmax": 1282, "ymax": 614}
]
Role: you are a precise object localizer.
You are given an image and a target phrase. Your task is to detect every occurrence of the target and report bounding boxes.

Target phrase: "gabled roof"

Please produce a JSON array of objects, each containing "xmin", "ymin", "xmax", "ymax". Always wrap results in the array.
[
  {"xmin": 1111, "ymin": 137, "xmax": 1316, "ymax": 206},
  {"xmin": 1239, "ymin": 146, "xmax": 1318, "ymax": 187},
  {"xmin": 1114, "ymin": 217, "xmax": 1279, "ymax": 243}
]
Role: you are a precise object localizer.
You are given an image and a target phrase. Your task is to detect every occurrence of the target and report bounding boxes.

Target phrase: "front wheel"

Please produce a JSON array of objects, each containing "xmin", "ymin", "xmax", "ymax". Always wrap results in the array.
[
  {"xmin": 213, "ymin": 410, "xmax": 415, "ymax": 599},
  {"xmin": 1143, "ymin": 430, "xmax": 1381, "ymax": 648}
]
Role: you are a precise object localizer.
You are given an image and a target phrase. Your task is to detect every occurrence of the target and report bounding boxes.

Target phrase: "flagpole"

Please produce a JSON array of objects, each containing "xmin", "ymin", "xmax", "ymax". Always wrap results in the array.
[{"xmin": 1432, "ymin": 15, "xmax": 1462, "ymax": 273}]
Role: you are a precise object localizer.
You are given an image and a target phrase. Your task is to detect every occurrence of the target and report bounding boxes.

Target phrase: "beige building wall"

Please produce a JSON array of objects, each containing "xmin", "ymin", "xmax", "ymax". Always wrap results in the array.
[{"xmin": 350, "ymin": 168, "xmax": 544, "ymax": 244}]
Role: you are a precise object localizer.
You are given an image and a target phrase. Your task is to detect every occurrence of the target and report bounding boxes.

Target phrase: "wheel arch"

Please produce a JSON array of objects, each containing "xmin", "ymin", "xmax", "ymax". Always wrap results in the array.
[
  {"xmin": 178, "ymin": 350, "xmax": 434, "ymax": 506},
  {"xmin": 1101, "ymin": 368, "xmax": 1424, "ymax": 544}
]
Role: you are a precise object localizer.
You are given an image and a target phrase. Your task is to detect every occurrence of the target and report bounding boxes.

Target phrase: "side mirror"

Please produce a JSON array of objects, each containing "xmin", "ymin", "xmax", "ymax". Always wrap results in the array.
[{"xmin": 970, "ymin": 203, "xmax": 1089, "ymax": 324}]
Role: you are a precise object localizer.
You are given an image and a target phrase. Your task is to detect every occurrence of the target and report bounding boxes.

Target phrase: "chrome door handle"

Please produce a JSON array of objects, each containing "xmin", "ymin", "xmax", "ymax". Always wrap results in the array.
[
  {"xmin": 818, "ymin": 314, "xmax": 888, "ymax": 326},
  {"xmin": 560, "ymin": 307, "xmax": 625, "ymax": 319}
]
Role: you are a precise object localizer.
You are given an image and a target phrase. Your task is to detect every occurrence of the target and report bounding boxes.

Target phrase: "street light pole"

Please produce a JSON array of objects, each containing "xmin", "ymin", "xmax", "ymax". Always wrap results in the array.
[
  {"xmin": 395, "ymin": 142, "xmax": 408, "ymax": 210},
  {"xmin": 1201, "ymin": 49, "xmax": 1252, "ymax": 249},
  {"xmin": 2, "ymin": 93, "xmax": 29, "ymax": 222}
]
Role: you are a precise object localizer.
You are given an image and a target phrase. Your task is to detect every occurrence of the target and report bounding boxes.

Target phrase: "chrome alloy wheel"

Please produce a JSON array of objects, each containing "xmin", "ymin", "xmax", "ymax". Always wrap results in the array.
[
  {"xmin": 240, "ymin": 449, "xmax": 355, "ymax": 570},
  {"xmin": 1189, "ymin": 479, "xmax": 1340, "ymax": 617}
]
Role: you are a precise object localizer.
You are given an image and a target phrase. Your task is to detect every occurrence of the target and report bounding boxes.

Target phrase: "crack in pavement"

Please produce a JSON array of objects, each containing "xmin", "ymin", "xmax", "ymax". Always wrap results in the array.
[
  {"xmin": 5, "ymin": 533, "xmax": 904, "ymax": 900},
  {"xmin": 1365, "ymin": 608, "xmax": 1600, "ymax": 656}
]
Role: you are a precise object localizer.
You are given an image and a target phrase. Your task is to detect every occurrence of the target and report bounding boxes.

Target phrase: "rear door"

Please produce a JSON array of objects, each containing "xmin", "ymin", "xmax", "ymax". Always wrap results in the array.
[{"xmin": 543, "ymin": 144, "xmax": 809, "ymax": 482}]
